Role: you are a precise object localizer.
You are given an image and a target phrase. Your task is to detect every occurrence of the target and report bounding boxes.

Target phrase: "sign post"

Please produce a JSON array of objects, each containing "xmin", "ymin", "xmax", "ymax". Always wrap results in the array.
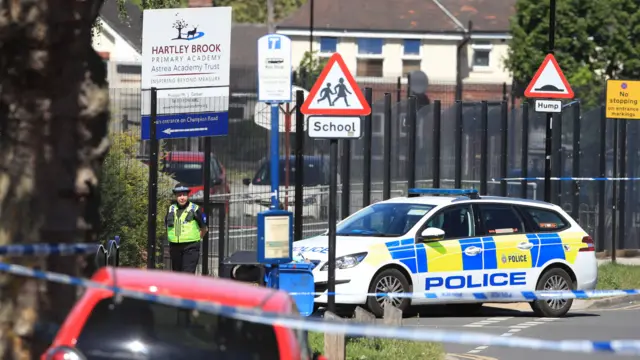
[
  {"xmin": 300, "ymin": 53, "xmax": 371, "ymax": 312},
  {"xmin": 258, "ymin": 34, "xmax": 292, "ymax": 209},
  {"xmin": 604, "ymin": 80, "xmax": 638, "ymax": 263},
  {"xmin": 523, "ymin": 0, "xmax": 574, "ymax": 203},
  {"xmin": 141, "ymin": 7, "xmax": 232, "ymax": 270},
  {"xmin": 256, "ymin": 34, "xmax": 294, "ymax": 268}
]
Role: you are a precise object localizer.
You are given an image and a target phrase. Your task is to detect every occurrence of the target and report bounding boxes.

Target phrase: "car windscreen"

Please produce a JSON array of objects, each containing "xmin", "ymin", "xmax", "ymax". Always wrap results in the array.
[
  {"xmin": 251, "ymin": 159, "xmax": 328, "ymax": 186},
  {"xmin": 163, "ymin": 162, "xmax": 203, "ymax": 186},
  {"xmin": 74, "ymin": 297, "xmax": 280, "ymax": 360},
  {"xmin": 336, "ymin": 203, "xmax": 435, "ymax": 237}
]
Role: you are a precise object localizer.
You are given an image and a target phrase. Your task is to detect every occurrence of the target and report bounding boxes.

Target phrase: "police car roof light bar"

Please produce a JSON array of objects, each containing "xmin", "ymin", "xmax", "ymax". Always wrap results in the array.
[{"xmin": 407, "ymin": 188, "xmax": 479, "ymax": 199}]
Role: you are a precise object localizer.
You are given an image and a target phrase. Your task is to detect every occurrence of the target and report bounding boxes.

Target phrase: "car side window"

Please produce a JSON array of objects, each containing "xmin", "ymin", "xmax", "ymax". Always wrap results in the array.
[
  {"xmin": 520, "ymin": 206, "xmax": 569, "ymax": 232},
  {"xmin": 211, "ymin": 158, "xmax": 222, "ymax": 178},
  {"xmin": 424, "ymin": 205, "xmax": 474, "ymax": 240},
  {"xmin": 478, "ymin": 204, "xmax": 525, "ymax": 235}
]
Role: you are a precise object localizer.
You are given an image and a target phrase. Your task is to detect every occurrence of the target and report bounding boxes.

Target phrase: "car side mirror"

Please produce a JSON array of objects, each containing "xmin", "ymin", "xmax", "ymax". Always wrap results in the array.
[
  {"xmin": 420, "ymin": 227, "xmax": 445, "ymax": 242},
  {"xmin": 242, "ymin": 178, "xmax": 251, "ymax": 186},
  {"xmin": 212, "ymin": 178, "xmax": 223, "ymax": 186}
]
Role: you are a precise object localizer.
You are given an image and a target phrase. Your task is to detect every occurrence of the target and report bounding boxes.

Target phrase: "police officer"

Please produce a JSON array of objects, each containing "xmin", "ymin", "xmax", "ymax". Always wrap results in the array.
[{"xmin": 165, "ymin": 183, "xmax": 208, "ymax": 273}]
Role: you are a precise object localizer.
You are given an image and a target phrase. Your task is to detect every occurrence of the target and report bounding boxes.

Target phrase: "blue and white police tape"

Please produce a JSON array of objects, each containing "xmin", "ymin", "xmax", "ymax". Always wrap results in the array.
[
  {"xmin": 0, "ymin": 243, "xmax": 102, "ymax": 257},
  {"xmin": 493, "ymin": 177, "xmax": 640, "ymax": 182},
  {"xmin": 287, "ymin": 289, "xmax": 639, "ymax": 302},
  {"xmin": 1, "ymin": 262, "xmax": 640, "ymax": 356}
]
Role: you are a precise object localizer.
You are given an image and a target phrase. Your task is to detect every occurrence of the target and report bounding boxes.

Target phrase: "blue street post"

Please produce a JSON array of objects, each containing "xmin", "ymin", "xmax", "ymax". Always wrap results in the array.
[{"xmin": 270, "ymin": 104, "xmax": 280, "ymax": 209}]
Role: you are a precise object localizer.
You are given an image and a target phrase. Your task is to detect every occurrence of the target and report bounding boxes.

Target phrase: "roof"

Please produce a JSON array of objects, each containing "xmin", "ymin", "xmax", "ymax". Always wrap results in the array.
[
  {"xmin": 99, "ymin": 0, "xmax": 143, "ymax": 52},
  {"xmin": 231, "ymin": 23, "xmax": 268, "ymax": 67},
  {"xmin": 278, "ymin": 0, "xmax": 462, "ymax": 33},
  {"xmin": 438, "ymin": 0, "xmax": 516, "ymax": 32},
  {"xmin": 383, "ymin": 195, "xmax": 462, "ymax": 206},
  {"xmin": 91, "ymin": 267, "xmax": 292, "ymax": 310},
  {"xmin": 277, "ymin": 0, "xmax": 515, "ymax": 33},
  {"xmin": 382, "ymin": 193, "xmax": 560, "ymax": 209},
  {"xmin": 230, "ymin": 23, "xmax": 268, "ymax": 91}
]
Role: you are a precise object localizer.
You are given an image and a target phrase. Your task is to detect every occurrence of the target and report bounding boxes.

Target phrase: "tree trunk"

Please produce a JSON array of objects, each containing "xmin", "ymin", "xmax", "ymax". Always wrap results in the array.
[{"xmin": 0, "ymin": 0, "xmax": 109, "ymax": 358}]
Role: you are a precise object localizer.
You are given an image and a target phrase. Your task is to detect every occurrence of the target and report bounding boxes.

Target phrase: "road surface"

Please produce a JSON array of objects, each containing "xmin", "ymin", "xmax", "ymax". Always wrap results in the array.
[{"xmin": 402, "ymin": 301, "xmax": 640, "ymax": 360}]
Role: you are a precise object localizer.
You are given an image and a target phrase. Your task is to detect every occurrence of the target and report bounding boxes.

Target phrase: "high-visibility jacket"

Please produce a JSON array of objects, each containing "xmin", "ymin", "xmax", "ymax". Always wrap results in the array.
[{"xmin": 167, "ymin": 203, "xmax": 201, "ymax": 243}]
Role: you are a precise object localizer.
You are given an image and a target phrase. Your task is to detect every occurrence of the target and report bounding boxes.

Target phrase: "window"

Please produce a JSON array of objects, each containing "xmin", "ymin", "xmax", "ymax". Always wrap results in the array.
[
  {"xmin": 356, "ymin": 59, "xmax": 383, "ymax": 77},
  {"xmin": 521, "ymin": 207, "xmax": 569, "ymax": 232},
  {"xmin": 357, "ymin": 38, "xmax": 383, "ymax": 55},
  {"xmin": 402, "ymin": 60, "xmax": 421, "ymax": 75},
  {"xmin": 251, "ymin": 157, "xmax": 329, "ymax": 186},
  {"xmin": 403, "ymin": 39, "xmax": 421, "ymax": 55},
  {"xmin": 424, "ymin": 205, "xmax": 474, "ymax": 239},
  {"xmin": 478, "ymin": 204, "xmax": 525, "ymax": 235},
  {"xmin": 336, "ymin": 203, "xmax": 435, "ymax": 237},
  {"xmin": 162, "ymin": 156, "xmax": 222, "ymax": 186},
  {"xmin": 319, "ymin": 37, "xmax": 337, "ymax": 53},
  {"xmin": 473, "ymin": 50, "xmax": 490, "ymax": 67},
  {"xmin": 471, "ymin": 41, "xmax": 492, "ymax": 67},
  {"xmin": 76, "ymin": 297, "xmax": 280, "ymax": 359},
  {"xmin": 116, "ymin": 64, "xmax": 142, "ymax": 74}
]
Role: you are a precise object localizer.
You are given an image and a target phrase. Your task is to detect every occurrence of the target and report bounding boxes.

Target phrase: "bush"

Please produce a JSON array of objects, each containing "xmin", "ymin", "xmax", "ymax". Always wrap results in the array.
[
  {"xmin": 307, "ymin": 332, "xmax": 444, "ymax": 360},
  {"xmin": 98, "ymin": 131, "xmax": 175, "ymax": 268}
]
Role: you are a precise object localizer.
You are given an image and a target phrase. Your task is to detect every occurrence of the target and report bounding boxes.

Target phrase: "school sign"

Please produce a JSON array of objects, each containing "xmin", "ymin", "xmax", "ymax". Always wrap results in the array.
[{"xmin": 140, "ymin": 7, "xmax": 232, "ymax": 140}]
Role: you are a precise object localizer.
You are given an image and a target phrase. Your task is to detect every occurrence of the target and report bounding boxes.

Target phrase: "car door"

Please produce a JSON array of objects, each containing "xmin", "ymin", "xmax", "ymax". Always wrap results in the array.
[
  {"xmin": 475, "ymin": 203, "xmax": 533, "ymax": 291},
  {"xmin": 517, "ymin": 204, "xmax": 577, "ymax": 266},
  {"xmin": 413, "ymin": 204, "xmax": 483, "ymax": 300}
]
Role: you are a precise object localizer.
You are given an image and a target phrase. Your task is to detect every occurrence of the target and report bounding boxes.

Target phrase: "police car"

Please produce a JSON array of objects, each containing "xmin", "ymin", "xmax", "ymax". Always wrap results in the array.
[{"xmin": 293, "ymin": 188, "xmax": 597, "ymax": 318}]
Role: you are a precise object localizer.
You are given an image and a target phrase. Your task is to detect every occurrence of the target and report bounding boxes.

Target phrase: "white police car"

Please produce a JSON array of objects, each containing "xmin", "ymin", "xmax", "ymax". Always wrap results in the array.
[{"xmin": 293, "ymin": 188, "xmax": 597, "ymax": 318}]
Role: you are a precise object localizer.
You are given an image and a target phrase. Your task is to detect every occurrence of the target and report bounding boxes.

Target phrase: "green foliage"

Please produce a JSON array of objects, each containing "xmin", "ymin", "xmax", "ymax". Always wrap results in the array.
[
  {"xmin": 505, "ymin": 0, "xmax": 640, "ymax": 108},
  {"xmin": 307, "ymin": 332, "xmax": 444, "ymax": 360},
  {"xmin": 295, "ymin": 51, "xmax": 329, "ymax": 89},
  {"xmin": 597, "ymin": 263, "xmax": 640, "ymax": 290},
  {"xmin": 123, "ymin": 0, "xmax": 186, "ymax": 10},
  {"xmin": 213, "ymin": 0, "xmax": 306, "ymax": 23},
  {"xmin": 98, "ymin": 132, "xmax": 175, "ymax": 268}
]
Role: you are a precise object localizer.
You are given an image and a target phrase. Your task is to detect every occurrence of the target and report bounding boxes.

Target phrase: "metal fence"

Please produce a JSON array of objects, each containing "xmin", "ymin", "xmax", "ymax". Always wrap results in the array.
[{"xmin": 105, "ymin": 64, "xmax": 635, "ymax": 274}]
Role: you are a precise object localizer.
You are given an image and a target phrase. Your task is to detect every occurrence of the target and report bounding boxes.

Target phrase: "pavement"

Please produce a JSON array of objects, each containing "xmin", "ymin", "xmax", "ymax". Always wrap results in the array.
[
  {"xmin": 597, "ymin": 257, "xmax": 640, "ymax": 266},
  {"xmin": 409, "ymin": 297, "xmax": 640, "ymax": 360}
]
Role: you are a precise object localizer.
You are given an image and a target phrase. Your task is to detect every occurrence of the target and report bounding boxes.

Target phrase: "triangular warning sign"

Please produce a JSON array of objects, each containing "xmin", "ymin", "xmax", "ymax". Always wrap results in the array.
[
  {"xmin": 301, "ymin": 53, "xmax": 371, "ymax": 116},
  {"xmin": 524, "ymin": 54, "xmax": 574, "ymax": 99}
]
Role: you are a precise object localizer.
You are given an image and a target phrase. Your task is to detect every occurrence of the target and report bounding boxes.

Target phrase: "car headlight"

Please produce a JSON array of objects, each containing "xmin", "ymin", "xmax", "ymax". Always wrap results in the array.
[{"xmin": 320, "ymin": 252, "xmax": 368, "ymax": 271}]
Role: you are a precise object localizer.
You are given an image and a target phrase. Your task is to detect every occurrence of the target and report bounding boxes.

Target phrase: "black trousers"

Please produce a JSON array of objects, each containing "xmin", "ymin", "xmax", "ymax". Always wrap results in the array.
[{"xmin": 169, "ymin": 241, "xmax": 201, "ymax": 273}]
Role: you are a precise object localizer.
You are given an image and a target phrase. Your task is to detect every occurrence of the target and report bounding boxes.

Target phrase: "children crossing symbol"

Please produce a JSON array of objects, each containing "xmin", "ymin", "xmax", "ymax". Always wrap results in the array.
[
  {"xmin": 317, "ymin": 78, "xmax": 354, "ymax": 107},
  {"xmin": 301, "ymin": 53, "xmax": 371, "ymax": 116}
]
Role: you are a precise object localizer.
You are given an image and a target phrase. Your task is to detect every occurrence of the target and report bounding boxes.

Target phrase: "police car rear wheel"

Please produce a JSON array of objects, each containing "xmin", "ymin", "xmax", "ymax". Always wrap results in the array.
[
  {"xmin": 530, "ymin": 267, "xmax": 574, "ymax": 317},
  {"xmin": 366, "ymin": 268, "xmax": 411, "ymax": 318}
]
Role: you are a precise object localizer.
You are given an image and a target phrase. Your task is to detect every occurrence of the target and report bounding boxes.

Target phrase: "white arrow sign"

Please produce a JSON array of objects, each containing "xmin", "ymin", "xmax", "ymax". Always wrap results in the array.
[{"xmin": 162, "ymin": 127, "xmax": 208, "ymax": 135}]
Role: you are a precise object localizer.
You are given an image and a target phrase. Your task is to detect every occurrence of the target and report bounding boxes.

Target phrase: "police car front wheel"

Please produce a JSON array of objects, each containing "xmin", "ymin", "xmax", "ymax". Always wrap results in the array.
[
  {"xmin": 530, "ymin": 267, "xmax": 574, "ymax": 317},
  {"xmin": 366, "ymin": 268, "xmax": 411, "ymax": 318}
]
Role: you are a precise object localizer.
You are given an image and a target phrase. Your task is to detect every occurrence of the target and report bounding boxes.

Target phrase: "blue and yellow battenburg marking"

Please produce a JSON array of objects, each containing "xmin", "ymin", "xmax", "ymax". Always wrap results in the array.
[{"xmin": 383, "ymin": 232, "xmax": 582, "ymax": 275}]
